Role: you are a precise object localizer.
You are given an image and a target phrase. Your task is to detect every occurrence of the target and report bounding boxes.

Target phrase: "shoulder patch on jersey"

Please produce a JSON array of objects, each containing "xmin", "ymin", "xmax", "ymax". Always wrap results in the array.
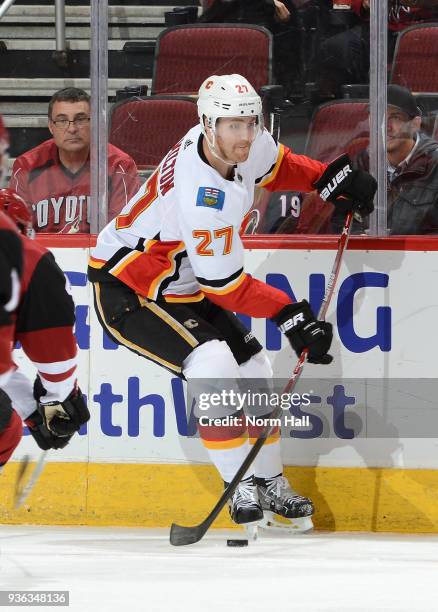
[{"xmin": 196, "ymin": 187, "xmax": 225, "ymax": 211}]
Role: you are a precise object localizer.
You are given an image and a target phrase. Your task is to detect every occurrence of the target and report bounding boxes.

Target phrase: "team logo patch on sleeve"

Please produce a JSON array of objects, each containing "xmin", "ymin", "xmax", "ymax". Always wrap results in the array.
[{"xmin": 196, "ymin": 187, "xmax": 225, "ymax": 210}]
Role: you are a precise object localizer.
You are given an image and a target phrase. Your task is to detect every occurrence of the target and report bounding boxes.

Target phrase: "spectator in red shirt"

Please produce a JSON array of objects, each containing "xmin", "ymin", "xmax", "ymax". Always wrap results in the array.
[{"xmin": 10, "ymin": 88, "xmax": 141, "ymax": 233}]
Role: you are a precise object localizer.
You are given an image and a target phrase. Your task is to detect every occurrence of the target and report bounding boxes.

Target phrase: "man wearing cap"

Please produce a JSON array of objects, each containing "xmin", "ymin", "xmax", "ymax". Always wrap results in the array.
[{"xmin": 353, "ymin": 84, "xmax": 438, "ymax": 234}]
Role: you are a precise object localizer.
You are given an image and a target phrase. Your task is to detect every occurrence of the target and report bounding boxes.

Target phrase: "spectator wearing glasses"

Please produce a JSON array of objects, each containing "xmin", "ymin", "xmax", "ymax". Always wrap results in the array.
[{"xmin": 10, "ymin": 88, "xmax": 140, "ymax": 233}]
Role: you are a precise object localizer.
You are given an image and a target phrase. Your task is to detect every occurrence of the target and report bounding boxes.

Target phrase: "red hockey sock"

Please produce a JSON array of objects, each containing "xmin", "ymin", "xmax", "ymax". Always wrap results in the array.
[{"xmin": 197, "ymin": 413, "xmax": 253, "ymax": 483}]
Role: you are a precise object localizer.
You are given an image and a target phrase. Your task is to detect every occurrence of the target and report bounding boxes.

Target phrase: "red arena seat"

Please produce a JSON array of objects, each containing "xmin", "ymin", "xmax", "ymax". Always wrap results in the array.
[
  {"xmin": 109, "ymin": 96, "xmax": 198, "ymax": 169},
  {"xmin": 305, "ymin": 100, "xmax": 369, "ymax": 162},
  {"xmin": 391, "ymin": 24, "xmax": 438, "ymax": 92},
  {"xmin": 152, "ymin": 24, "xmax": 272, "ymax": 95}
]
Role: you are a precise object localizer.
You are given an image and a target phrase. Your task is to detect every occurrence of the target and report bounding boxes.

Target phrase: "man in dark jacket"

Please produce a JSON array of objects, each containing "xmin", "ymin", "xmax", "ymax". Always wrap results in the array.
[
  {"xmin": 357, "ymin": 85, "xmax": 438, "ymax": 234},
  {"xmin": 330, "ymin": 85, "xmax": 438, "ymax": 235}
]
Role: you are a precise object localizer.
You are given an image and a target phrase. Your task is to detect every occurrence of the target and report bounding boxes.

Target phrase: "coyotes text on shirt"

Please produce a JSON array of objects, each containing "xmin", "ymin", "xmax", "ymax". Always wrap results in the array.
[{"xmin": 32, "ymin": 195, "xmax": 91, "ymax": 229}]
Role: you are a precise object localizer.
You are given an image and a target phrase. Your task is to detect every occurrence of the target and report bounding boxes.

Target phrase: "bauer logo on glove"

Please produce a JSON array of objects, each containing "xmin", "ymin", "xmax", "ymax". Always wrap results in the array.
[
  {"xmin": 273, "ymin": 300, "xmax": 333, "ymax": 365},
  {"xmin": 278, "ymin": 312, "xmax": 305, "ymax": 333},
  {"xmin": 314, "ymin": 153, "xmax": 377, "ymax": 217},
  {"xmin": 318, "ymin": 163, "xmax": 353, "ymax": 202}
]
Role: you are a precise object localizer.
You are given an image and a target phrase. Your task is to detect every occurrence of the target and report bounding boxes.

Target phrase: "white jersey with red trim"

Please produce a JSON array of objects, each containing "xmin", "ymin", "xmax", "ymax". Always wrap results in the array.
[
  {"xmin": 91, "ymin": 126, "xmax": 280, "ymax": 297},
  {"xmin": 89, "ymin": 124, "xmax": 326, "ymax": 319}
]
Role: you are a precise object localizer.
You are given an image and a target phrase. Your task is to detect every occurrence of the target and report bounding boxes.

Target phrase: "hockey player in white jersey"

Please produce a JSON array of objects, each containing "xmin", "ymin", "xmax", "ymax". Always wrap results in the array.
[{"xmin": 89, "ymin": 75, "xmax": 376, "ymax": 529}]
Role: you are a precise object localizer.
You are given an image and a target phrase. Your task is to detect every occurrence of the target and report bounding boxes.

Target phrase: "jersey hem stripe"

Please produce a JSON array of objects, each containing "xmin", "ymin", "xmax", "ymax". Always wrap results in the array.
[
  {"xmin": 200, "ymin": 271, "xmax": 246, "ymax": 296},
  {"xmin": 163, "ymin": 292, "xmax": 204, "ymax": 303},
  {"xmin": 195, "ymin": 266, "xmax": 243, "ymax": 289}
]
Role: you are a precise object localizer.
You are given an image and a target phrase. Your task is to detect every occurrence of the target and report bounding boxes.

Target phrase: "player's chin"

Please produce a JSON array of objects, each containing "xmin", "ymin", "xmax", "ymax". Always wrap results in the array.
[{"xmin": 233, "ymin": 147, "xmax": 250, "ymax": 163}]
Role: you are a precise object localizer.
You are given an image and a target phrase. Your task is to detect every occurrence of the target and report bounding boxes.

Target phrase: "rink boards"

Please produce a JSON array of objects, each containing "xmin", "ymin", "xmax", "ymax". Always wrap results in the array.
[{"xmin": 2, "ymin": 234, "xmax": 438, "ymax": 532}]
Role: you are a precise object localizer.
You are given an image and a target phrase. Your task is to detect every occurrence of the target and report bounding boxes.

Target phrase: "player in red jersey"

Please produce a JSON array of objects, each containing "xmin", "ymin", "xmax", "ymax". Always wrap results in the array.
[
  {"xmin": 0, "ymin": 113, "xmax": 22, "ymax": 466},
  {"xmin": 0, "ymin": 189, "xmax": 89, "ymax": 469},
  {"xmin": 0, "ymin": 212, "xmax": 22, "ymax": 385},
  {"xmin": 0, "ymin": 211, "xmax": 23, "ymax": 469},
  {"xmin": 9, "ymin": 88, "xmax": 141, "ymax": 233}
]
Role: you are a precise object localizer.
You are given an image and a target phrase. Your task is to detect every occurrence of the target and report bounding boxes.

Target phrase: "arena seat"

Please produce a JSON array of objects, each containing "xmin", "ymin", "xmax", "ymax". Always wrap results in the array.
[
  {"xmin": 109, "ymin": 96, "xmax": 198, "ymax": 169},
  {"xmin": 152, "ymin": 24, "xmax": 272, "ymax": 95},
  {"xmin": 391, "ymin": 24, "xmax": 438, "ymax": 92},
  {"xmin": 305, "ymin": 99, "xmax": 369, "ymax": 162}
]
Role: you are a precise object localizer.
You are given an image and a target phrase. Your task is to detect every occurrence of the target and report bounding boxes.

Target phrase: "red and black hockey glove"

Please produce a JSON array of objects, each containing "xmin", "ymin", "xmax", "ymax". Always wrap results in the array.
[
  {"xmin": 273, "ymin": 300, "xmax": 333, "ymax": 365},
  {"xmin": 314, "ymin": 154, "xmax": 377, "ymax": 217}
]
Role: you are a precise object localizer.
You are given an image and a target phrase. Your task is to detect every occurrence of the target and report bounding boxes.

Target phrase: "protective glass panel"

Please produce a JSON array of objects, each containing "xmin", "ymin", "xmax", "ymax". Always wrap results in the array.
[
  {"xmin": 2, "ymin": 1, "xmax": 92, "ymax": 510},
  {"xmin": 100, "ymin": 3, "xmax": 155, "ymax": 224},
  {"xmin": 95, "ymin": 1, "xmax": 373, "ymax": 235},
  {"xmin": 1, "ymin": 1, "xmax": 93, "ymax": 234},
  {"xmin": 387, "ymin": 6, "xmax": 438, "ymax": 236},
  {"xmin": 94, "ymin": 1, "xmax": 438, "ymax": 237},
  {"xmin": 253, "ymin": 0, "xmax": 374, "ymax": 235}
]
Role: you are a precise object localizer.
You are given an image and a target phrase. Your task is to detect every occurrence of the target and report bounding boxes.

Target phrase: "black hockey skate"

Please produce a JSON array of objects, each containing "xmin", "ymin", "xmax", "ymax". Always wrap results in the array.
[{"xmin": 225, "ymin": 475, "xmax": 263, "ymax": 525}]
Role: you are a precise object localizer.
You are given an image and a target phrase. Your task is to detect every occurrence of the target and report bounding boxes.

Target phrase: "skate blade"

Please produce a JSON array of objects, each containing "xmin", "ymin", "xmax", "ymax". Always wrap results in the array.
[
  {"xmin": 244, "ymin": 523, "xmax": 259, "ymax": 541},
  {"xmin": 256, "ymin": 511, "xmax": 314, "ymax": 534}
]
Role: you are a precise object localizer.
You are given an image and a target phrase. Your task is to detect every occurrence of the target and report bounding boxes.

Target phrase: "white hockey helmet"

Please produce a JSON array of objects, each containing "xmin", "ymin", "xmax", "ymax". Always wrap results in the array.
[{"xmin": 197, "ymin": 74, "xmax": 263, "ymax": 134}]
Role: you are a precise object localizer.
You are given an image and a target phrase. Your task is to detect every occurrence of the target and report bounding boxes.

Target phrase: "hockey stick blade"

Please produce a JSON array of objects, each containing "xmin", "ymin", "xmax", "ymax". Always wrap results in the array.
[
  {"xmin": 170, "ymin": 523, "xmax": 205, "ymax": 546},
  {"xmin": 170, "ymin": 213, "xmax": 354, "ymax": 546},
  {"xmin": 170, "ymin": 434, "xmax": 268, "ymax": 546}
]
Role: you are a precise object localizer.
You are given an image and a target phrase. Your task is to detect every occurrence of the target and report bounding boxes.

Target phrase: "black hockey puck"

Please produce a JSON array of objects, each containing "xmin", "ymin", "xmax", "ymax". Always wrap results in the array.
[{"xmin": 226, "ymin": 539, "xmax": 248, "ymax": 547}]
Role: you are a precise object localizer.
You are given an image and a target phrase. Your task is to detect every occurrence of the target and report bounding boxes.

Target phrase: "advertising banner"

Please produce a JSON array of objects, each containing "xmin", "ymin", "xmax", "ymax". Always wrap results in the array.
[{"xmin": 11, "ymin": 241, "xmax": 438, "ymax": 470}]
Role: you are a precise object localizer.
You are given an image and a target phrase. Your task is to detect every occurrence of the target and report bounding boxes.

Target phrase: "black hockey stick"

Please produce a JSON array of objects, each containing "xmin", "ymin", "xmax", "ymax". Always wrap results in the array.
[{"xmin": 170, "ymin": 212, "xmax": 354, "ymax": 546}]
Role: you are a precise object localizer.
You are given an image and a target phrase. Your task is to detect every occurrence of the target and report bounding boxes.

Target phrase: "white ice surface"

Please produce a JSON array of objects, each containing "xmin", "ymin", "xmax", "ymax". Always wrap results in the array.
[{"xmin": 0, "ymin": 526, "xmax": 437, "ymax": 612}]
